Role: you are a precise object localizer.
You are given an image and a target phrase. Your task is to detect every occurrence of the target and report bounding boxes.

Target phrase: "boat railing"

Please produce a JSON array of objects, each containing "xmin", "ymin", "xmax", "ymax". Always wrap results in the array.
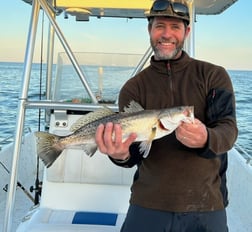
[
  {"xmin": 234, "ymin": 143, "xmax": 252, "ymax": 165},
  {"xmin": 0, "ymin": 127, "xmax": 32, "ymax": 151}
]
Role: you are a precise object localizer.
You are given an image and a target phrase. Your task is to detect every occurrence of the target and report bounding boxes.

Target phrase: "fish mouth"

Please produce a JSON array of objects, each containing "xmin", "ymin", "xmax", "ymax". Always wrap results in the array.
[{"xmin": 182, "ymin": 106, "xmax": 195, "ymax": 122}]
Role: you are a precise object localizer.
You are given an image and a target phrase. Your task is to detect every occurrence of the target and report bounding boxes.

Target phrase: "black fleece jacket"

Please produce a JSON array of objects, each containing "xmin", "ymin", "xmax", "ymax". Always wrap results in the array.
[{"xmin": 111, "ymin": 51, "xmax": 237, "ymax": 212}]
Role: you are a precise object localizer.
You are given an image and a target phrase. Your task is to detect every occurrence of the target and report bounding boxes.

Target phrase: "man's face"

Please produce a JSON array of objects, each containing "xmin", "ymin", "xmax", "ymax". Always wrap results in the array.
[{"xmin": 148, "ymin": 17, "xmax": 190, "ymax": 60}]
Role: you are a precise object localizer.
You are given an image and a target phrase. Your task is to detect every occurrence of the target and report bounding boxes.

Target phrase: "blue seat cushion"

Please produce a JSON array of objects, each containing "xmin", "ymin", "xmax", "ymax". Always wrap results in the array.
[{"xmin": 72, "ymin": 211, "xmax": 118, "ymax": 225}]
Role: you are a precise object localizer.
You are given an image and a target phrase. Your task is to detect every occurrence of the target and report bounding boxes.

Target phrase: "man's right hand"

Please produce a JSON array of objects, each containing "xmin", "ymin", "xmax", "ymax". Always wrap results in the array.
[{"xmin": 95, "ymin": 122, "xmax": 137, "ymax": 160}]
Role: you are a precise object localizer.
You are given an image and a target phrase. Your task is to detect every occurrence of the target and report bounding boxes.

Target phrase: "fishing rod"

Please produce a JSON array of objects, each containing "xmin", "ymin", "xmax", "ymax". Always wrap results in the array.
[
  {"xmin": 0, "ymin": 161, "xmax": 35, "ymax": 203},
  {"xmin": 29, "ymin": 8, "xmax": 46, "ymax": 206}
]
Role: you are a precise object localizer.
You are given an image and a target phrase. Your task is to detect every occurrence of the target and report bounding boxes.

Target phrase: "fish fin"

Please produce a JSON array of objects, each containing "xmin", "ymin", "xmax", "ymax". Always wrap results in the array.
[
  {"xmin": 34, "ymin": 131, "xmax": 63, "ymax": 168},
  {"xmin": 70, "ymin": 107, "xmax": 115, "ymax": 132},
  {"xmin": 82, "ymin": 144, "xmax": 98, "ymax": 157},
  {"xmin": 139, "ymin": 127, "xmax": 157, "ymax": 158},
  {"xmin": 139, "ymin": 141, "xmax": 152, "ymax": 158},
  {"xmin": 123, "ymin": 100, "xmax": 144, "ymax": 113}
]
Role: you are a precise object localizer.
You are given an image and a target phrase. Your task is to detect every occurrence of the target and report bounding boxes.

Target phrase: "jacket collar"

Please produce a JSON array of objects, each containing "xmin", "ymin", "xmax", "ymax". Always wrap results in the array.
[{"xmin": 150, "ymin": 51, "xmax": 192, "ymax": 73}]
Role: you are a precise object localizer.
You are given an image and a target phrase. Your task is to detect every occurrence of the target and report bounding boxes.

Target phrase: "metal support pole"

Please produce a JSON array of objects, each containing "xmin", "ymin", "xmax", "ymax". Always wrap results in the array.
[
  {"xmin": 45, "ymin": 9, "xmax": 56, "ymax": 128},
  {"xmin": 184, "ymin": 0, "xmax": 195, "ymax": 57},
  {"xmin": 46, "ymin": 19, "xmax": 55, "ymax": 101},
  {"xmin": 3, "ymin": 1, "xmax": 40, "ymax": 231},
  {"xmin": 130, "ymin": 45, "xmax": 153, "ymax": 77},
  {"xmin": 189, "ymin": 0, "xmax": 195, "ymax": 58}
]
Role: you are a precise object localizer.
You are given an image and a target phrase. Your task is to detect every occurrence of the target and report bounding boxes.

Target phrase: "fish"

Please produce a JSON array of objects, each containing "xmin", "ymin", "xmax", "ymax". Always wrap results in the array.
[{"xmin": 35, "ymin": 101, "xmax": 194, "ymax": 168}]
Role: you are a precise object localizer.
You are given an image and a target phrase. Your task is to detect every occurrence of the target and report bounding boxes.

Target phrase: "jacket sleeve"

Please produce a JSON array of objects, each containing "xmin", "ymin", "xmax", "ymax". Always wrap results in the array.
[
  {"xmin": 197, "ymin": 71, "xmax": 238, "ymax": 158},
  {"xmin": 109, "ymin": 142, "xmax": 144, "ymax": 168}
]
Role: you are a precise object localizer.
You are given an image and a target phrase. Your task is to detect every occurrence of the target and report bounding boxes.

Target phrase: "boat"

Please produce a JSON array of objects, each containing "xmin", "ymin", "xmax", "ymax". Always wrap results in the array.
[{"xmin": 1, "ymin": 0, "xmax": 252, "ymax": 231}]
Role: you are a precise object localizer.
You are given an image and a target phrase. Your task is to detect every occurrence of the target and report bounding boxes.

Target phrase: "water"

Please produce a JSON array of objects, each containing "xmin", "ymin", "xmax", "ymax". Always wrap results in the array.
[
  {"xmin": 0, "ymin": 62, "xmax": 48, "ymax": 145},
  {"xmin": 228, "ymin": 70, "xmax": 252, "ymax": 155},
  {"xmin": 0, "ymin": 62, "xmax": 252, "ymax": 155}
]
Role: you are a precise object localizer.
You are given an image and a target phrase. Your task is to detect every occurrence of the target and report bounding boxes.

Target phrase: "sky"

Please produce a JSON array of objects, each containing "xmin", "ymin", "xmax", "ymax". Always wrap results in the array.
[{"xmin": 0, "ymin": 0, "xmax": 251, "ymax": 71}]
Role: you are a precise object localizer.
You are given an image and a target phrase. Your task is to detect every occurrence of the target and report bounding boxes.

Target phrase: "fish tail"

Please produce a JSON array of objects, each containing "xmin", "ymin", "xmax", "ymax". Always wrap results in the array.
[{"xmin": 34, "ymin": 131, "xmax": 63, "ymax": 168}]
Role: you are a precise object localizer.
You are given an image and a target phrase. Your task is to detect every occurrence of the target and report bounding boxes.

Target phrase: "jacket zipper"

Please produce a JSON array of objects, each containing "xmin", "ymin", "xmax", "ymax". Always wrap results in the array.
[{"xmin": 166, "ymin": 61, "xmax": 174, "ymax": 105}]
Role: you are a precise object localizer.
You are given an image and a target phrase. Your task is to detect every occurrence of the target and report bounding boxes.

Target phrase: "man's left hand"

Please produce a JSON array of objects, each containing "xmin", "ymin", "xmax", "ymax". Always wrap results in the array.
[{"xmin": 175, "ymin": 118, "xmax": 208, "ymax": 148}]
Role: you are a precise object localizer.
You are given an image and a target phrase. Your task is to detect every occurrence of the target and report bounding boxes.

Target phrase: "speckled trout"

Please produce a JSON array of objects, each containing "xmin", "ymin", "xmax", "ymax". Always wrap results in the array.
[{"xmin": 35, "ymin": 101, "xmax": 194, "ymax": 168}]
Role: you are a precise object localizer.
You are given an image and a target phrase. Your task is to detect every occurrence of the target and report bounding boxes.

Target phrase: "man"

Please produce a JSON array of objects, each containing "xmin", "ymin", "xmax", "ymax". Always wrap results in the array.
[{"xmin": 95, "ymin": 0, "xmax": 238, "ymax": 231}]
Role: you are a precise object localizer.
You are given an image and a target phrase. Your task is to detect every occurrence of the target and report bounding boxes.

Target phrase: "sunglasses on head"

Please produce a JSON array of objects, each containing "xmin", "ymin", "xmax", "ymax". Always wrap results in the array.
[{"xmin": 152, "ymin": 0, "xmax": 189, "ymax": 17}]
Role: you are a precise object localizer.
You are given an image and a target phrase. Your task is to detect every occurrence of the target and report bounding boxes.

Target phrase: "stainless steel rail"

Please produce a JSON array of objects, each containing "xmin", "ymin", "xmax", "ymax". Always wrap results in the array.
[
  {"xmin": 3, "ymin": 1, "xmax": 40, "ymax": 231},
  {"xmin": 25, "ymin": 100, "xmax": 118, "ymax": 112}
]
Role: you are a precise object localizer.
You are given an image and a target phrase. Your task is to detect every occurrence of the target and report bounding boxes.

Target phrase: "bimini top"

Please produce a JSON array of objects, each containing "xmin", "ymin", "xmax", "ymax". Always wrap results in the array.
[{"xmin": 22, "ymin": 0, "xmax": 238, "ymax": 20}]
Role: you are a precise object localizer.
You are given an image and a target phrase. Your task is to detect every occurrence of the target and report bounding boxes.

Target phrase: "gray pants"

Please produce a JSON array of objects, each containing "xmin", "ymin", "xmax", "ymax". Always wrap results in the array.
[{"xmin": 121, "ymin": 204, "xmax": 228, "ymax": 232}]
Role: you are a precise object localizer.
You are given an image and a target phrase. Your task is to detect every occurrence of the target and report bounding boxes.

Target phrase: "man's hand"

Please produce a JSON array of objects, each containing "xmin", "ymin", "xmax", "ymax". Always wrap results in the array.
[
  {"xmin": 175, "ymin": 118, "xmax": 208, "ymax": 148},
  {"xmin": 95, "ymin": 122, "xmax": 137, "ymax": 160}
]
